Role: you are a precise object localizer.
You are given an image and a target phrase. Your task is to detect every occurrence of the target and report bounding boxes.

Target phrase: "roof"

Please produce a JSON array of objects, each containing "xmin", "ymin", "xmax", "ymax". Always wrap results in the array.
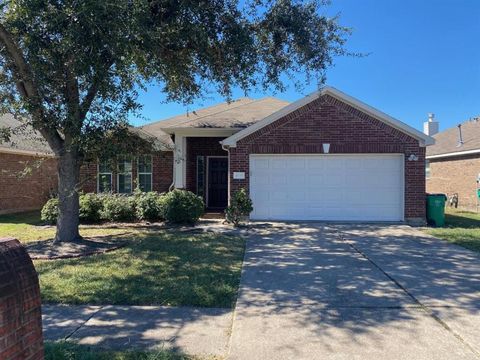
[
  {"xmin": 222, "ymin": 86, "xmax": 435, "ymax": 147},
  {"xmin": 141, "ymin": 97, "xmax": 290, "ymax": 137},
  {"xmin": 0, "ymin": 114, "xmax": 53, "ymax": 156},
  {"xmin": 0, "ymin": 114, "xmax": 173, "ymax": 156},
  {"xmin": 128, "ymin": 126, "xmax": 174, "ymax": 151},
  {"xmin": 426, "ymin": 118, "xmax": 480, "ymax": 159}
]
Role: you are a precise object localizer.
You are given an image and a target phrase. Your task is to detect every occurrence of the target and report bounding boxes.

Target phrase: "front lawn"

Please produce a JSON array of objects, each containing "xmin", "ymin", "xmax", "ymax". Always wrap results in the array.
[
  {"xmin": 0, "ymin": 211, "xmax": 129, "ymax": 243},
  {"xmin": 36, "ymin": 230, "xmax": 244, "ymax": 307},
  {"xmin": 1, "ymin": 211, "xmax": 245, "ymax": 308},
  {"xmin": 425, "ymin": 208, "xmax": 480, "ymax": 253},
  {"xmin": 45, "ymin": 341, "xmax": 210, "ymax": 360}
]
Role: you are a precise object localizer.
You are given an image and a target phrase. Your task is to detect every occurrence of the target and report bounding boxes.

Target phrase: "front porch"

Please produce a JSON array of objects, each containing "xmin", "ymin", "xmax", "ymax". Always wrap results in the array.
[{"xmin": 174, "ymin": 136, "xmax": 230, "ymax": 210}]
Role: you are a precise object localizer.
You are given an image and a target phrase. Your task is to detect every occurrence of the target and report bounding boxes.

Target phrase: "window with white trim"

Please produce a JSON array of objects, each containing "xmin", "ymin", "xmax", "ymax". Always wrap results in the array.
[
  {"xmin": 137, "ymin": 155, "xmax": 153, "ymax": 192},
  {"xmin": 98, "ymin": 159, "xmax": 112, "ymax": 193},
  {"xmin": 117, "ymin": 156, "xmax": 133, "ymax": 193},
  {"xmin": 425, "ymin": 160, "xmax": 431, "ymax": 179}
]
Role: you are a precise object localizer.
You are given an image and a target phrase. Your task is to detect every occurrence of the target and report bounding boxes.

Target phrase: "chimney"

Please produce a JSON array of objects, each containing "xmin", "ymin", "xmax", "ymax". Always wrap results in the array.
[
  {"xmin": 457, "ymin": 124, "xmax": 464, "ymax": 147},
  {"xmin": 423, "ymin": 113, "xmax": 439, "ymax": 136}
]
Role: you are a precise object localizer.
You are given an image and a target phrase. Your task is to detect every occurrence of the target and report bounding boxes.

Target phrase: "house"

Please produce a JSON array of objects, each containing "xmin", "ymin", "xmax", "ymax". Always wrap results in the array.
[
  {"xmin": 426, "ymin": 114, "xmax": 480, "ymax": 211},
  {"xmin": 1, "ymin": 86, "xmax": 434, "ymax": 223},
  {"xmin": 0, "ymin": 114, "xmax": 57, "ymax": 214},
  {"xmin": 84, "ymin": 86, "xmax": 433, "ymax": 223}
]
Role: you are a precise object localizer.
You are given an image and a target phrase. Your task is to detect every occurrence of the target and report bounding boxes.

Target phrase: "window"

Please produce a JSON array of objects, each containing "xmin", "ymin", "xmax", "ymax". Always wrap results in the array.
[
  {"xmin": 98, "ymin": 159, "xmax": 112, "ymax": 193},
  {"xmin": 137, "ymin": 155, "xmax": 152, "ymax": 192},
  {"xmin": 117, "ymin": 156, "xmax": 133, "ymax": 193},
  {"xmin": 196, "ymin": 156, "xmax": 205, "ymax": 197},
  {"xmin": 425, "ymin": 160, "xmax": 431, "ymax": 179}
]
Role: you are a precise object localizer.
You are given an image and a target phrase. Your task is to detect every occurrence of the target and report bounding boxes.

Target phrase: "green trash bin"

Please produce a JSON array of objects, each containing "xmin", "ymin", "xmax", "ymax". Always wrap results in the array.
[{"xmin": 426, "ymin": 193, "xmax": 447, "ymax": 227}]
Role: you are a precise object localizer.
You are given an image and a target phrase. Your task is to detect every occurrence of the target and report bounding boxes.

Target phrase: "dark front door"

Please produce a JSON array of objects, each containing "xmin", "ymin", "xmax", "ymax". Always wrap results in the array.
[{"xmin": 208, "ymin": 157, "xmax": 228, "ymax": 209}]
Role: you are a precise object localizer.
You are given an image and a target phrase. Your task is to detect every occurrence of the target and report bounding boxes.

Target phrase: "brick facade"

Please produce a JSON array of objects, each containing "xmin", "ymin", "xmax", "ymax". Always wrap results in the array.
[
  {"xmin": 427, "ymin": 155, "xmax": 480, "ymax": 211},
  {"xmin": 80, "ymin": 152, "xmax": 174, "ymax": 193},
  {"xmin": 229, "ymin": 94, "xmax": 426, "ymax": 221},
  {"xmin": 0, "ymin": 238, "xmax": 44, "ymax": 360},
  {"xmin": 185, "ymin": 137, "xmax": 227, "ymax": 198},
  {"xmin": 0, "ymin": 152, "xmax": 57, "ymax": 214}
]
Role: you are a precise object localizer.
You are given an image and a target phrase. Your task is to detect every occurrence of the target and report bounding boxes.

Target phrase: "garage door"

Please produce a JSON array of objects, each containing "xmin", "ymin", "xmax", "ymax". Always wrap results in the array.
[{"xmin": 249, "ymin": 154, "xmax": 404, "ymax": 221}]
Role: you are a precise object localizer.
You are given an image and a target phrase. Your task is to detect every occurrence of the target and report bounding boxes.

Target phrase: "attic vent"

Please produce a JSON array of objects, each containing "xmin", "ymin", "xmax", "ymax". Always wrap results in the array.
[{"xmin": 457, "ymin": 124, "xmax": 464, "ymax": 147}]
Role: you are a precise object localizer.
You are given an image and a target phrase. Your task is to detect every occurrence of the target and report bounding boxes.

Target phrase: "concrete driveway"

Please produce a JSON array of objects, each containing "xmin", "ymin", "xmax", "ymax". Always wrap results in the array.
[{"xmin": 229, "ymin": 223, "xmax": 480, "ymax": 360}]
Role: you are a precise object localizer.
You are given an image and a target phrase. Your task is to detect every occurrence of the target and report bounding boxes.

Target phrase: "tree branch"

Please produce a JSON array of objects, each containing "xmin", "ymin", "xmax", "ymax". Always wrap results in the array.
[
  {"xmin": 79, "ymin": 55, "xmax": 114, "ymax": 121},
  {"xmin": 63, "ymin": 60, "xmax": 82, "ymax": 141},
  {"xmin": 0, "ymin": 22, "xmax": 64, "ymax": 153}
]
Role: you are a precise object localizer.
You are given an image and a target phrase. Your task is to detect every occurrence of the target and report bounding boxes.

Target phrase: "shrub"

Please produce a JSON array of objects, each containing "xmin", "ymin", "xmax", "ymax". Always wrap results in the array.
[
  {"xmin": 79, "ymin": 193, "xmax": 103, "ymax": 223},
  {"xmin": 101, "ymin": 194, "xmax": 136, "ymax": 222},
  {"xmin": 225, "ymin": 188, "xmax": 253, "ymax": 227},
  {"xmin": 135, "ymin": 191, "xmax": 164, "ymax": 221},
  {"xmin": 41, "ymin": 198, "xmax": 59, "ymax": 224},
  {"xmin": 162, "ymin": 189, "xmax": 204, "ymax": 224}
]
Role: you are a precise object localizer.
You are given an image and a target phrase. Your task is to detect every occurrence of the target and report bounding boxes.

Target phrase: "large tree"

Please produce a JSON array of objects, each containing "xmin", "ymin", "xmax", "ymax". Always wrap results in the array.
[{"xmin": 0, "ymin": 0, "xmax": 350, "ymax": 242}]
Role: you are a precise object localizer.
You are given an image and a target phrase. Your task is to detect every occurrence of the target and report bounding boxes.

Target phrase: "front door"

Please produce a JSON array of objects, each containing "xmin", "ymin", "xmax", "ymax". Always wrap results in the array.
[{"xmin": 208, "ymin": 157, "xmax": 228, "ymax": 209}]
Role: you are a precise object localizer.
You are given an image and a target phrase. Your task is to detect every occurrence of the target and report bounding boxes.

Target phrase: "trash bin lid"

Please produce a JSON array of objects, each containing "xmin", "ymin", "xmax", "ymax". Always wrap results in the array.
[{"xmin": 426, "ymin": 193, "xmax": 447, "ymax": 200}]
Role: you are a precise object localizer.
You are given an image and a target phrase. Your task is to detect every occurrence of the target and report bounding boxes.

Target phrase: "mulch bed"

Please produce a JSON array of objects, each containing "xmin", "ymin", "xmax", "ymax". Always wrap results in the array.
[
  {"xmin": 25, "ymin": 219, "xmax": 242, "ymax": 260},
  {"xmin": 26, "ymin": 234, "xmax": 131, "ymax": 260}
]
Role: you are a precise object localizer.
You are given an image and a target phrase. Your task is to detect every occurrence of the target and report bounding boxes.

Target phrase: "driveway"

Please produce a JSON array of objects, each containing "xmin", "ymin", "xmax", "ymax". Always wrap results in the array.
[{"xmin": 229, "ymin": 223, "xmax": 480, "ymax": 360}]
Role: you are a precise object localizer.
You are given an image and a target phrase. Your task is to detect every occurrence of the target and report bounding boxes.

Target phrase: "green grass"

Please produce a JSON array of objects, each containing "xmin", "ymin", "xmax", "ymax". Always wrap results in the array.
[
  {"xmin": 425, "ymin": 209, "xmax": 480, "ymax": 253},
  {"xmin": 0, "ymin": 211, "xmax": 245, "ymax": 307},
  {"xmin": 35, "ymin": 229, "xmax": 244, "ymax": 307},
  {"xmin": 44, "ymin": 341, "xmax": 211, "ymax": 360},
  {"xmin": 0, "ymin": 211, "xmax": 129, "ymax": 243}
]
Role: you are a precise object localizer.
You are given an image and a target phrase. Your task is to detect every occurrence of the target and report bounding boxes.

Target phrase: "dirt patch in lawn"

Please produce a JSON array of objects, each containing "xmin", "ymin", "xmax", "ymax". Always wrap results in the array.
[{"xmin": 26, "ymin": 234, "xmax": 131, "ymax": 260}]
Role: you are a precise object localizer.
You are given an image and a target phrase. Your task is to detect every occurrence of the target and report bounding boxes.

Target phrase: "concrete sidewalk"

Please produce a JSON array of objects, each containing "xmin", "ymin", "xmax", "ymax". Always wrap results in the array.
[{"xmin": 42, "ymin": 304, "xmax": 232, "ymax": 356}]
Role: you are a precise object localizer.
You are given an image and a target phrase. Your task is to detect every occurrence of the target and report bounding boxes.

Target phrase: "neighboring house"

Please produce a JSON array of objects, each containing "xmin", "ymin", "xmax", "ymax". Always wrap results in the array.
[
  {"xmin": 0, "ymin": 114, "xmax": 57, "ymax": 214},
  {"xmin": 426, "ymin": 115, "xmax": 480, "ymax": 211},
  {"xmin": 0, "ymin": 86, "xmax": 434, "ymax": 223}
]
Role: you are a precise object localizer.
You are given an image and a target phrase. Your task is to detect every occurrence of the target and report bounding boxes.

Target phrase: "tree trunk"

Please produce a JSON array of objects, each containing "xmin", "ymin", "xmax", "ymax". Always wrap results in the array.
[{"xmin": 54, "ymin": 151, "xmax": 82, "ymax": 243}]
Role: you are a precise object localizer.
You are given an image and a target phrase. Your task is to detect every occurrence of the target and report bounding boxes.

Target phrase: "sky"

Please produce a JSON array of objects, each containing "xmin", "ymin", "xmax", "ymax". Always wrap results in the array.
[{"xmin": 131, "ymin": 0, "xmax": 480, "ymax": 134}]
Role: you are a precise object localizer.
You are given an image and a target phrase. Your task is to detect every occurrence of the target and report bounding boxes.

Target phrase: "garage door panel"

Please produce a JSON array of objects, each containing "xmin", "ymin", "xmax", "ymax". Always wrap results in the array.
[
  {"xmin": 286, "ymin": 158, "xmax": 306, "ymax": 169},
  {"xmin": 249, "ymin": 154, "xmax": 404, "ymax": 221},
  {"xmin": 271, "ymin": 176, "xmax": 287, "ymax": 186},
  {"xmin": 287, "ymin": 175, "xmax": 306, "ymax": 186}
]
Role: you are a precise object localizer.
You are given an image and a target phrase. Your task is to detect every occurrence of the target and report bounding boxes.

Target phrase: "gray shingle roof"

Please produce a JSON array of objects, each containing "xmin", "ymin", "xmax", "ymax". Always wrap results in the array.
[
  {"xmin": 141, "ymin": 97, "xmax": 289, "ymax": 139},
  {"xmin": 427, "ymin": 118, "xmax": 480, "ymax": 157},
  {"xmin": 0, "ymin": 114, "xmax": 52, "ymax": 155},
  {"xmin": 1, "ymin": 96, "xmax": 290, "ymax": 155}
]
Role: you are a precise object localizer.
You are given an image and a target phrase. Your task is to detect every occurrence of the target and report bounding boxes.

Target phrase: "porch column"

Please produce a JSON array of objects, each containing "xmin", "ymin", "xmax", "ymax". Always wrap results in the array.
[{"xmin": 174, "ymin": 135, "xmax": 187, "ymax": 188}]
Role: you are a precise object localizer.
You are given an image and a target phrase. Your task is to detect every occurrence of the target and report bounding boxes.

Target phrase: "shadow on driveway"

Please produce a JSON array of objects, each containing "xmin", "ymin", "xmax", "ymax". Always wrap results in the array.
[{"xmin": 229, "ymin": 223, "xmax": 480, "ymax": 360}]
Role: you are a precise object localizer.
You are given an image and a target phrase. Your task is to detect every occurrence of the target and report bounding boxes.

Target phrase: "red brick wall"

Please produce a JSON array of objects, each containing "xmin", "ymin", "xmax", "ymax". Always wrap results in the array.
[
  {"xmin": 0, "ymin": 238, "xmax": 44, "ymax": 360},
  {"xmin": 427, "ymin": 155, "xmax": 480, "ymax": 211},
  {"xmin": 185, "ymin": 137, "xmax": 227, "ymax": 195},
  {"xmin": 80, "ymin": 152, "xmax": 173, "ymax": 193},
  {"xmin": 0, "ymin": 152, "xmax": 57, "ymax": 214},
  {"xmin": 229, "ymin": 94, "xmax": 426, "ymax": 221}
]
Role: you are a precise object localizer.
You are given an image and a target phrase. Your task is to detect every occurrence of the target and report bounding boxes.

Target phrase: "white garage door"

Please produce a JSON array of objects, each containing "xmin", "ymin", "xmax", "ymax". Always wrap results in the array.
[{"xmin": 249, "ymin": 154, "xmax": 404, "ymax": 221}]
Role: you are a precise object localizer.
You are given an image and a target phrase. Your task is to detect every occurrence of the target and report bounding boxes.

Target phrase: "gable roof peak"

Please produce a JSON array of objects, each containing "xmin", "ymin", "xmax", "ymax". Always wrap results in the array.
[{"xmin": 222, "ymin": 86, "xmax": 434, "ymax": 147}]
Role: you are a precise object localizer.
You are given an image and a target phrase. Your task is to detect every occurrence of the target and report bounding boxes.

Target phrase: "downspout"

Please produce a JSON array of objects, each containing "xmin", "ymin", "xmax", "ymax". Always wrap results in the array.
[
  {"xmin": 222, "ymin": 143, "xmax": 231, "ymax": 205},
  {"xmin": 168, "ymin": 137, "xmax": 176, "ymax": 191}
]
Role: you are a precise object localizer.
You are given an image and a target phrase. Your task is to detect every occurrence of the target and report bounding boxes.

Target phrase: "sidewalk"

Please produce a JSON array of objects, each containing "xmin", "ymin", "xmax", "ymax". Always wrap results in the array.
[{"xmin": 42, "ymin": 304, "xmax": 233, "ymax": 357}]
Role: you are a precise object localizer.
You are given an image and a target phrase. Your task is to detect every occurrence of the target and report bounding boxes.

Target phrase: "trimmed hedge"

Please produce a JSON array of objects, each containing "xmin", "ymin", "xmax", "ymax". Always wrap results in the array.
[
  {"xmin": 40, "ymin": 190, "xmax": 204, "ymax": 224},
  {"xmin": 135, "ymin": 190, "xmax": 165, "ymax": 221},
  {"xmin": 79, "ymin": 193, "xmax": 103, "ymax": 223},
  {"xmin": 162, "ymin": 189, "xmax": 204, "ymax": 224},
  {"xmin": 41, "ymin": 198, "xmax": 59, "ymax": 224},
  {"xmin": 101, "ymin": 194, "xmax": 136, "ymax": 222}
]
